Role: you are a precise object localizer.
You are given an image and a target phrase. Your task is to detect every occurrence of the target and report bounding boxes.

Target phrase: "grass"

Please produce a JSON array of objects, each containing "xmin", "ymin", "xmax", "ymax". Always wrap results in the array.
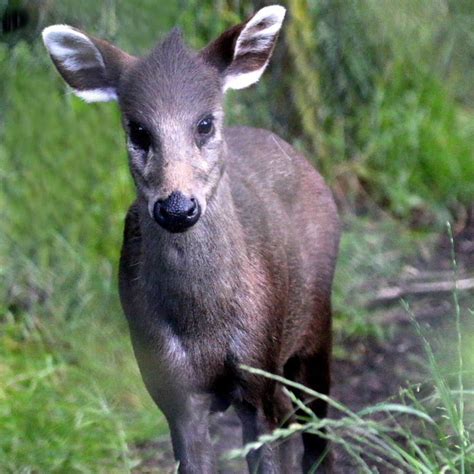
[
  {"xmin": 356, "ymin": 61, "xmax": 474, "ymax": 219},
  {"xmin": 1, "ymin": 0, "xmax": 474, "ymax": 471},
  {"xmin": 0, "ymin": 309, "xmax": 165, "ymax": 472},
  {"xmin": 228, "ymin": 364, "xmax": 473, "ymax": 472},
  {"xmin": 332, "ymin": 213, "xmax": 435, "ymax": 342}
]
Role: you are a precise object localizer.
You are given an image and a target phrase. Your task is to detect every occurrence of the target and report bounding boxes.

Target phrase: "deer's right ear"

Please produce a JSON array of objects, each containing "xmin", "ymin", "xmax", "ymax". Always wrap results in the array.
[
  {"xmin": 42, "ymin": 25, "xmax": 133, "ymax": 103},
  {"xmin": 201, "ymin": 5, "xmax": 286, "ymax": 92}
]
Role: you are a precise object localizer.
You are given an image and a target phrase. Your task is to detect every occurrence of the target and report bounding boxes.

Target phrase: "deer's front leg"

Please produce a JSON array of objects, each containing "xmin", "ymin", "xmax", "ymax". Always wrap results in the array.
[
  {"xmin": 129, "ymin": 334, "xmax": 216, "ymax": 473},
  {"xmin": 235, "ymin": 401, "xmax": 280, "ymax": 474},
  {"xmin": 165, "ymin": 393, "xmax": 215, "ymax": 474}
]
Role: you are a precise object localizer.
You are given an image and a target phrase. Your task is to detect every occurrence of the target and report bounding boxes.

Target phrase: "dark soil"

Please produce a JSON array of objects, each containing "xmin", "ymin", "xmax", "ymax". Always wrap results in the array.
[{"xmin": 131, "ymin": 225, "xmax": 474, "ymax": 473}]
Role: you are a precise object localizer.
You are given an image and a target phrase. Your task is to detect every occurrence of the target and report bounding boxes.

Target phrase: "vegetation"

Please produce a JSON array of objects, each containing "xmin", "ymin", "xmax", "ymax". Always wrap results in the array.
[{"xmin": 1, "ymin": 0, "xmax": 473, "ymax": 471}]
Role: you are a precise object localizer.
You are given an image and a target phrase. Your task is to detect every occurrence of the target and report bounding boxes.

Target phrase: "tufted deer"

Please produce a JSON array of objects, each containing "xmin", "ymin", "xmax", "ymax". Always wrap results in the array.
[{"xmin": 42, "ymin": 5, "xmax": 340, "ymax": 473}]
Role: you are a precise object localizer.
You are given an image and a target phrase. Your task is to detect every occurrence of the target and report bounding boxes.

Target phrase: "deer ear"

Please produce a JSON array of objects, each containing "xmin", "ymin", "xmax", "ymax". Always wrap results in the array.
[
  {"xmin": 42, "ymin": 25, "xmax": 133, "ymax": 102},
  {"xmin": 201, "ymin": 5, "xmax": 286, "ymax": 92}
]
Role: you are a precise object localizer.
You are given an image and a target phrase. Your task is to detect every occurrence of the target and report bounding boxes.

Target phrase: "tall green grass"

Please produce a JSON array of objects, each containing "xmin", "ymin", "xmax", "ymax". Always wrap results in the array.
[
  {"xmin": 285, "ymin": 0, "xmax": 474, "ymax": 220},
  {"xmin": 356, "ymin": 61, "xmax": 474, "ymax": 219},
  {"xmin": 0, "ymin": 296, "xmax": 165, "ymax": 472}
]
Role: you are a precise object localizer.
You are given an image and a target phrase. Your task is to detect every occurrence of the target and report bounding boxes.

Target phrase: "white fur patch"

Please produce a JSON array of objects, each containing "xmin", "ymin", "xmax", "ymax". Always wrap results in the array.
[
  {"xmin": 73, "ymin": 87, "xmax": 118, "ymax": 103},
  {"xmin": 223, "ymin": 62, "xmax": 268, "ymax": 91},
  {"xmin": 42, "ymin": 25, "xmax": 105, "ymax": 72},
  {"xmin": 163, "ymin": 328, "xmax": 187, "ymax": 367},
  {"xmin": 224, "ymin": 5, "xmax": 285, "ymax": 91},
  {"xmin": 234, "ymin": 5, "xmax": 285, "ymax": 58},
  {"xmin": 43, "ymin": 25, "xmax": 118, "ymax": 103}
]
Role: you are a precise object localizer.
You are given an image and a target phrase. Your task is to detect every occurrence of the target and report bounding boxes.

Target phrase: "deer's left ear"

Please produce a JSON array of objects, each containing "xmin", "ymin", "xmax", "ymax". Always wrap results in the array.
[
  {"xmin": 201, "ymin": 5, "xmax": 286, "ymax": 92},
  {"xmin": 42, "ymin": 25, "xmax": 134, "ymax": 102}
]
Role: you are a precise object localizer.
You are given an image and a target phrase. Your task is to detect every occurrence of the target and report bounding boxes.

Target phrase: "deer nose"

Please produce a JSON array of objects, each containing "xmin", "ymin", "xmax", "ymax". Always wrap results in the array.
[{"xmin": 153, "ymin": 191, "xmax": 201, "ymax": 233}]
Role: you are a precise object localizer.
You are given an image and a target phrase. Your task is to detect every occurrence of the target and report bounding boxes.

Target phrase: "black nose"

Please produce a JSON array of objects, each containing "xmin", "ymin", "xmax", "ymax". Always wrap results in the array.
[{"xmin": 153, "ymin": 191, "xmax": 201, "ymax": 233}]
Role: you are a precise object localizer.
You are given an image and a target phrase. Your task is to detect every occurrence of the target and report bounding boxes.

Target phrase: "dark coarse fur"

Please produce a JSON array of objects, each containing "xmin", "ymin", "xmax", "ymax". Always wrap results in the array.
[
  {"xmin": 44, "ymin": 10, "xmax": 341, "ymax": 474},
  {"xmin": 120, "ymin": 123, "xmax": 340, "ymax": 473},
  {"xmin": 118, "ymin": 34, "xmax": 340, "ymax": 470}
]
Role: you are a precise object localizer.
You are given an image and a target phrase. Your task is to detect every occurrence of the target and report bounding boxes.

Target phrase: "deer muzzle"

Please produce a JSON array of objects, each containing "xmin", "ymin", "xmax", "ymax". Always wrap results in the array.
[{"xmin": 153, "ymin": 191, "xmax": 201, "ymax": 233}]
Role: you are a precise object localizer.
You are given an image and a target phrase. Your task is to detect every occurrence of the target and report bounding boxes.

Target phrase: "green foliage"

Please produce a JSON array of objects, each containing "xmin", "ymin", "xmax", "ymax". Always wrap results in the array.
[
  {"xmin": 2, "ymin": 0, "xmax": 474, "ymax": 471},
  {"xmin": 332, "ymin": 216, "xmax": 426, "ymax": 341},
  {"xmin": 284, "ymin": 0, "xmax": 474, "ymax": 219},
  {"xmin": 175, "ymin": 0, "xmax": 244, "ymax": 48},
  {"xmin": 0, "ymin": 307, "xmax": 164, "ymax": 472},
  {"xmin": 2, "ymin": 43, "xmax": 132, "ymax": 265},
  {"xmin": 357, "ymin": 62, "xmax": 474, "ymax": 218}
]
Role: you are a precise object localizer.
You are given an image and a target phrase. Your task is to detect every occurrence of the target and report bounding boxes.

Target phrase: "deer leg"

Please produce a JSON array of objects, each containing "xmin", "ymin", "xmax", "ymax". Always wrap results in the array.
[
  {"xmin": 235, "ymin": 384, "xmax": 297, "ymax": 474},
  {"xmin": 164, "ymin": 393, "xmax": 215, "ymax": 474},
  {"xmin": 297, "ymin": 352, "xmax": 332, "ymax": 474},
  {"xmin": 271, "ymin": 386, "xmax": 299, "ymax": 474},
  {"xmin": 235, "ymin": 401, "xmax": 279, "ymax": 474}
]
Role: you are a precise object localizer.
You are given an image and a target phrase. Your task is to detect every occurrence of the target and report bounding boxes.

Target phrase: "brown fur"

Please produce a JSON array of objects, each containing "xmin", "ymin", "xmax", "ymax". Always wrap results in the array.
[{"xmin": 44, "ymin": 9, "xmax": 341, "ymax": 474}]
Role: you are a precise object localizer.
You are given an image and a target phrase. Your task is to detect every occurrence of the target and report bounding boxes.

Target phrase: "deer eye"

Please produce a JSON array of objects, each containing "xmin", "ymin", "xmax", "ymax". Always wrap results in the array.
[
  {"xmin": 128, "ymin": 121, "xmax": 151, "ymax": 152},
  {"xmin": 196, "ymin": 116, "xmax": 214, "ymax": 136}
]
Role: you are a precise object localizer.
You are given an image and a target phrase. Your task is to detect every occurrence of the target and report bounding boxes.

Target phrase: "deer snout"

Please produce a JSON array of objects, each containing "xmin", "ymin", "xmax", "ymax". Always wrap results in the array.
[{"xmin": 153, "ymin": 191, "xmax": 201, "ymax": 233}]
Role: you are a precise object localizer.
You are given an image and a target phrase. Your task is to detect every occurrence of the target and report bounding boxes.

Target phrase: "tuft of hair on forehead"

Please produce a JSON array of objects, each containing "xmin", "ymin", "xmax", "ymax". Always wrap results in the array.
[
  {"xmin": 119, "ymin": 28, "xmax": 222, "ymax": 119},
  {"xmin": 150, "ymin": 27, "xmax": 186, "ymax": 57},
  {"xmin": 149, "ymin": 28, "xmax": 205, "ymax": 84}
]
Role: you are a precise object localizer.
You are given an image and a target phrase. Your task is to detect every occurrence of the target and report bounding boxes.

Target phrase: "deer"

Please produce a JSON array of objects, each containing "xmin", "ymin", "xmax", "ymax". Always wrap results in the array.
[{"xmin": 42, "ymin": 5, "xmax": 340, "ymax": 473}]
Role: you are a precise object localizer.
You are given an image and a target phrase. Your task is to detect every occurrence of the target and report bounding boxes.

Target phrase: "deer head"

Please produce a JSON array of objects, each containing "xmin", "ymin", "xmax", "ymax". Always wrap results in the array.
[{"xmin": 42, "ymin": 6, "xmax": 286, "ymax": 233}]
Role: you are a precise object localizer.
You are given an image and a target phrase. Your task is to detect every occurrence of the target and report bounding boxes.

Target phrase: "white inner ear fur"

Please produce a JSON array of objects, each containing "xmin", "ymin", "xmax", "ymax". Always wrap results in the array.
[
  {"xmin": 235, "ymin": 5, "xmax": 286, "ymax": 56},
  {"xmin": 42, "ymin": 25, "xmax": 117, "ymax": 103},
  {"xmin": 224, "ymin": 5, "xmax": 286, "ymax": 91},
  {"xmin": 74, "ymin": 88, "xmax": 118, "ymax": 103},
  {"xmin": 42, "ymin": 25, "xmax": 105, "ymax": 72},
  {"xmin": 223, "ymin": 67, "xmax": 269, "ymax": 91}
]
